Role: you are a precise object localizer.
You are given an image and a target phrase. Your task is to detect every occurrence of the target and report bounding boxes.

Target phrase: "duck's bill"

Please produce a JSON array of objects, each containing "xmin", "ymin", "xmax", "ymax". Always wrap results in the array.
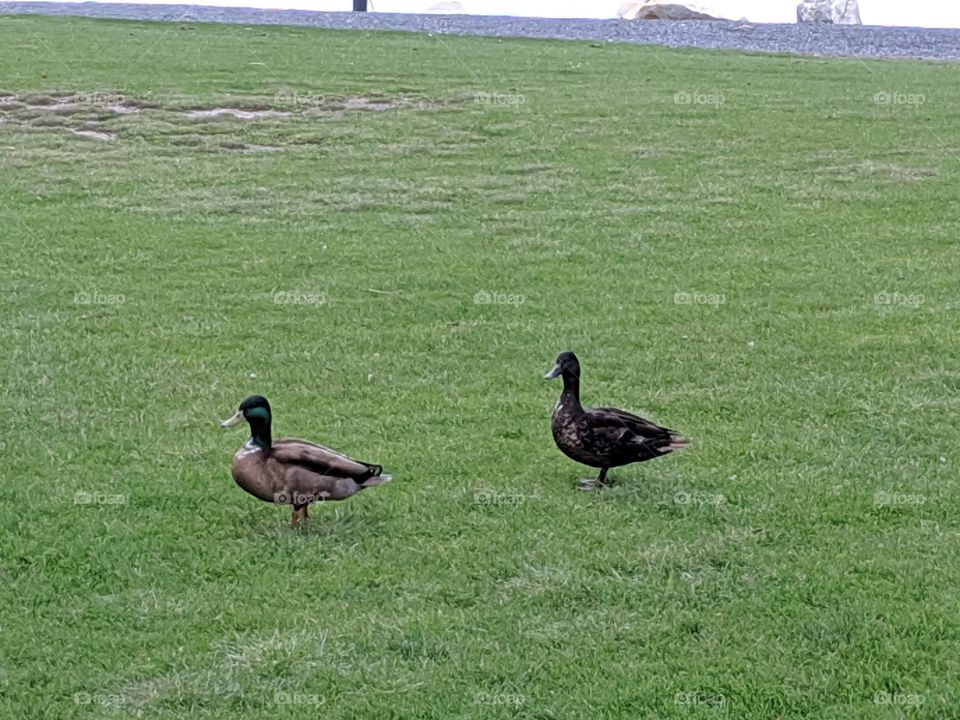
[
  {"xmin": 220, "ymin": 411, "xmax": 244, "ymax": 428},
  {"xmin": 544, "ymin": 364, "xmax": 562, "ymax": 379}
]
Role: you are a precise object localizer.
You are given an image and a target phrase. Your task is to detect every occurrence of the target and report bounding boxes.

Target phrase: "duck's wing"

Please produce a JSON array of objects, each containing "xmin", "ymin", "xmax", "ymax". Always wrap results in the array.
[
  {"xmin": 588, "ymin": 407, "xmax": 689, "ymax": 452},
  {"xmin": 271, "ymin": 438, "xmax": 382, "ymax": 481}
]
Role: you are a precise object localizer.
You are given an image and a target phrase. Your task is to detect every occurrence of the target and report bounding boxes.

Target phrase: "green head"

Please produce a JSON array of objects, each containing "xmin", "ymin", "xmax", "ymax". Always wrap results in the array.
[{"xmin": 221, "ymin": 395, "xmax": 273, "ymax": 448}]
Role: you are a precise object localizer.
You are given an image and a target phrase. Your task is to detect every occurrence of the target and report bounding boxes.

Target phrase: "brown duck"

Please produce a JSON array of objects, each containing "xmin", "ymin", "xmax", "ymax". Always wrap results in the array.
[
  {"xmin": 545, "ymin": 351, "xmax": 689, "ymax": 489},
  {"xmin": 220, "ymin": 395, "xmax": 391, "ymax": 525}
]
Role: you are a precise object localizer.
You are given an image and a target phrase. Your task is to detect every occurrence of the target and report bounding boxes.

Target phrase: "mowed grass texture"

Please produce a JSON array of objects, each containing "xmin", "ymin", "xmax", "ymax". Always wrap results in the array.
[{"xmin": 1, "ymin": 14, "xmax": 959, "ymax": 719}]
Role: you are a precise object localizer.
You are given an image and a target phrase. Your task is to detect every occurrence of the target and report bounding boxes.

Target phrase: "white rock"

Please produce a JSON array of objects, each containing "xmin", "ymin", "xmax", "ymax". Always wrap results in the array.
[
  {"xmin": 425, "ymin": 0, "xmax": 464, "ymax": 12},
  {"xmin": 618, "ymin": 1, "xmax": 721, "ymax": 20},
  {"xmin": 796, "ymin": 0, "xmax": 862, "ymax": 24}
]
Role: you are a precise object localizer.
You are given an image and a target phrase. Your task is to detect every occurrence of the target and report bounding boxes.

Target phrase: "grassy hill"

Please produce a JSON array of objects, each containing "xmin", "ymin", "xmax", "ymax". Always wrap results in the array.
[{"xmin": 1, "ymin": 14, "xmax": 957, "ymax": 718}]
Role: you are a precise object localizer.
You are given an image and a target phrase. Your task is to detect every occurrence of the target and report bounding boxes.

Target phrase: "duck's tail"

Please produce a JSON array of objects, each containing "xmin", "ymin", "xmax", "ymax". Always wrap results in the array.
[
  {"xmin": 659, "ymin": 434, "xmax": 691, "ymax": 454},
  {"xmin": 359, "ymin": 467, "xmax": 393, "ymax": 489}
]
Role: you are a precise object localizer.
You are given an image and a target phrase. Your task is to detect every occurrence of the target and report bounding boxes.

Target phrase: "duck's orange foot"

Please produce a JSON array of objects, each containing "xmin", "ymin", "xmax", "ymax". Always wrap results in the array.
[{"xmin": 291, "ymin": 505, "xmax": 309, "ymax": 527}]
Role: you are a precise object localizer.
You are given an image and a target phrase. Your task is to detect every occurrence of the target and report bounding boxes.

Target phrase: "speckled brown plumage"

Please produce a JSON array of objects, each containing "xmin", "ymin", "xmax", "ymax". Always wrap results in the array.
[{"xmin": 545, "ymin": 352, "xmax": 689, "ymax": 489}]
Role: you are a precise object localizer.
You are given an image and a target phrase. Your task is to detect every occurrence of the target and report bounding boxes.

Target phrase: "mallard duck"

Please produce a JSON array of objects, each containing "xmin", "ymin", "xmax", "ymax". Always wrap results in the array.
[
  {"xmin": 220, "ymin": 395, "xmax": 391, "ymax": 525},
  {"xmin": 545, "ymin": 351, "xmax": 689, "ymax": 490}
]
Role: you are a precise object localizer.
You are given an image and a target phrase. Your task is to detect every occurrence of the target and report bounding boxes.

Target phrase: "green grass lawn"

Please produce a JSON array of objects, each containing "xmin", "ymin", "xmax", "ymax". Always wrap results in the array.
[{"xmin": 1, "ymin": 13, "xmax": 958, "ymax": 719}]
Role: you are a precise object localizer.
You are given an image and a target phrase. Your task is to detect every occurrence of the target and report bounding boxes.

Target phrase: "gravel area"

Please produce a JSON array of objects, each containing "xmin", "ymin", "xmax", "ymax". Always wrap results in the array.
[{"xmin": 3, "ymin": 2, "xmax": 960, "ymax": 61}]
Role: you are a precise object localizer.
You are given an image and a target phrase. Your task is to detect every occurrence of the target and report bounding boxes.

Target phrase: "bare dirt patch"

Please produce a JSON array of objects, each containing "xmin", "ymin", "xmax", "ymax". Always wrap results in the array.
[
  {"xmin": 183, "ymin": 108, "xmax": 290, "ymax": 120},
  {"xmin": 0, "ymin": 90, "xmax": 451, "ymax": 149},
  {"xmin": 217, "ymin": 140, "xmax": 282, "ymax": 153},
  {"xmin": 68, "ymin": 128, "xmax": 116, "ymax": 141},
  {"xmin": 0, "ymin": 91, "xmax": 140, "ymax": 141},
  {"xmin": 277, "ymin": 93, "xmax": 447, "ymax": 117}
]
